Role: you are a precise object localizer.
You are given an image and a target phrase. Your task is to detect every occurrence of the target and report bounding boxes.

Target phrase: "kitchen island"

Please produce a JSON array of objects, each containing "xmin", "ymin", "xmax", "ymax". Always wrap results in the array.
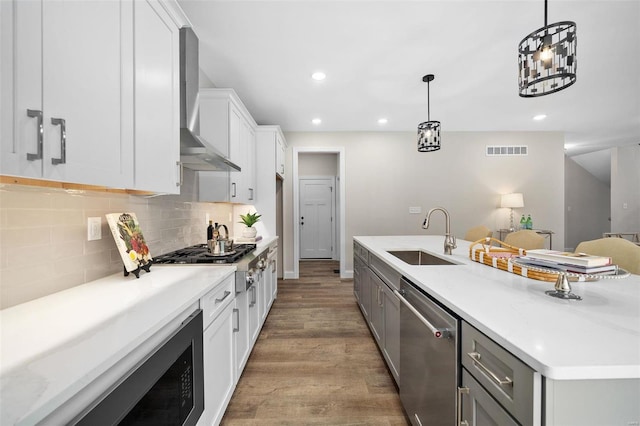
[{"xmin": 355, "ymin": 235, "xmax": 640, "ymax": 425}]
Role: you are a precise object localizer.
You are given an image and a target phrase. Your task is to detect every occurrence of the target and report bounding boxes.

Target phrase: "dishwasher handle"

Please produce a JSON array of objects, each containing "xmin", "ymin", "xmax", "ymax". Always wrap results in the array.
[{"xmin": 394, "ymin": 289, "xmax": 450, "ymax": 339}]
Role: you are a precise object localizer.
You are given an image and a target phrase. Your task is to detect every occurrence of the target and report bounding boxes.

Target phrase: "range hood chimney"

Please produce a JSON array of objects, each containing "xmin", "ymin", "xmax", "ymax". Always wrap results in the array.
[{"xmin": 180, "ymin": 27, "xmax": 240, "ymax": 172}]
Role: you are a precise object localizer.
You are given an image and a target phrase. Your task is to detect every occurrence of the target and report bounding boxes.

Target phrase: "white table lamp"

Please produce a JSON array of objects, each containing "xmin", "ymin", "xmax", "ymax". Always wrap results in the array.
[{"xmin": 501, "ymin": 193, "xmax": 524, "ymax": 231}]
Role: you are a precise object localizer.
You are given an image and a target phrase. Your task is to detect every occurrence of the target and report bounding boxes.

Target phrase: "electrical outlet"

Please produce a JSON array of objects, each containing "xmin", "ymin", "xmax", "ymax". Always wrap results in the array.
[
  {"xmin": 623, "ymin": 202, "xmax": 628, "ymax": 209},
  {"xmin": 409, "ymin": 206, "xmax": 422, "ymax": 214},
  {"xmin": 87, "ymin": 217, "xmax": 102, "ymax": 241}
]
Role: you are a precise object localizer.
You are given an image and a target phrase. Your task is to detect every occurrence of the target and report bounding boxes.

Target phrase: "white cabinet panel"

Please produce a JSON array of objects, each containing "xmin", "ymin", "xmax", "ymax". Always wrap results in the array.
[
  {"xmin": 133, "ymin": 0, "xmax": 180, "ymax": 193},
  {"xmin": 276, "ymin": 133, "xmax": 286, "ymax": 179},
  {"xmin": 200, "ymin": 301, "xmax": 235, "ymax": 426},
  {"xmin": 198, "ymin": 89, "xmax": 256, "ymax": 203},
  {"xmin": 1, "ymin": 0, "xmax": 134, "ymax": 187},
  {"xmin": 234, "ymin": 289, "xmax": 250, "ymax": 378}
]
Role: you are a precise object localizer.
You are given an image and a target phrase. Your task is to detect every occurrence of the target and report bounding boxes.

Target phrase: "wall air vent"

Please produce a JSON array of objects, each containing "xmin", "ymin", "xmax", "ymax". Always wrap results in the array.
[{"xmin": 485, "ymin": 145, "xmax": 528, "ymax": 156}]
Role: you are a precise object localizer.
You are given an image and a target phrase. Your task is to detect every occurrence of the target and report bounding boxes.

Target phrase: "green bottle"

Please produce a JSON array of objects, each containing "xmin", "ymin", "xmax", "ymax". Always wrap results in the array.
[
  {"xmin": 519, "ymin": 215, "xmax": 526, "ymax": 230},
  {"xmin": 525, "ymin": 214, "xmax": 533, "ymax": 230}
]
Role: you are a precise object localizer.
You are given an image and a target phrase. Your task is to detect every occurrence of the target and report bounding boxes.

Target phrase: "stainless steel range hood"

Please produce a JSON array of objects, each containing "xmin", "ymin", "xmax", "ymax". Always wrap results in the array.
[{"xmin": 180, "ymin": 27, "xmax": 240, "ymax": 172}]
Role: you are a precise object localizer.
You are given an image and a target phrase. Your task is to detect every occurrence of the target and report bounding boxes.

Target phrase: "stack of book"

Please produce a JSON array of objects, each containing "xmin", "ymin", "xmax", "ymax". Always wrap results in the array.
[{"xmin": 518, "ymin": 249, "xmax": 618, "ymax": 275}]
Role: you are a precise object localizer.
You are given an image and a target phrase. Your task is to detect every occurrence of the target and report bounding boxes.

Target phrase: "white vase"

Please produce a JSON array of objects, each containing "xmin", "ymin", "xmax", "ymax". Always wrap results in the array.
[{"xmin": 242, "ymin": 226, "xmax": 257, "ymax": 238}]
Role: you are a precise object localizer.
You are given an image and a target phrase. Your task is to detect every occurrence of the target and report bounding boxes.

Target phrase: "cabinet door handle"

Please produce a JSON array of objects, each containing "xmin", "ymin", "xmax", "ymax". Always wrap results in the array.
[
  {"xmin": 176, "ymin": 161, "xmax": 183, "ymax": 187},
  {"xmin": 231, "ymin": 182, "xmax": 237, "ymax": 198},
  {"xmin": 50, "ymin": 117, "xmax": 66, "ymax": 165},
  {"xmin": 233, "ymin": 308, "xmax": 239, "ymax": 332},
  {"xmin": 26, "ymin": 109, "xmax": 43, "ymax": 161},
  {"xmin": 457, "ymin": 386, "xmax": 469, "ymax": 426},
  {"xmin": 249, "ymin": 188, "xmax": 254, "ymax": 200},
  {"xmin": 215, "ymin": 290, "xmax": 231, "ymax": 303},
  {"xmin": 249, "ymin": 286, "xmax": 256, "ymax": 307},
  {"xmin": 467, "ymin": 352, "xmax": 514, "ymax": 387}
]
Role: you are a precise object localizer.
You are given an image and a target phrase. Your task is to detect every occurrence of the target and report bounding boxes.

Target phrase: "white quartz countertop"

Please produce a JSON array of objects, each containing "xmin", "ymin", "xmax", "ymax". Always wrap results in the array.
[
  {"xmin": 0, "ymin": 265, "xmax": 236, "ymax": 425},
  {"xmin": 355, "ymin": 235, "xmax": 640, "ymax": 381}
]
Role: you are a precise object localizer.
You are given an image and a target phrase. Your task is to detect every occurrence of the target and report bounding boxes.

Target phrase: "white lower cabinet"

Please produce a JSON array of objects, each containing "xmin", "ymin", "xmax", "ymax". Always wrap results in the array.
[
  {"xmin": 199, "ymin": 249, "xmax": 278, "ymax": 424},
  {"xmin": 200, "ymin": 301, "xmax": 235, "ymax": 426},
  {"xmin": 234, "ymin": 288, "xmax": 251, "ymax": 379},
  {"xmin": 248, "ymin": 284, "xmax": 260, "ymax": 345},
  {"xmin": 199, "ymin": 274, "xmax": 235, "ymax": 426}
]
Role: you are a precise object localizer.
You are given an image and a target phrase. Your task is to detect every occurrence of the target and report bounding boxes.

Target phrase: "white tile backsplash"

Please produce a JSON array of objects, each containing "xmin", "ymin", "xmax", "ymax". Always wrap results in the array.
[{"xmin": 0, "ymin": 175, "xmax": 234, "ymax": 309}]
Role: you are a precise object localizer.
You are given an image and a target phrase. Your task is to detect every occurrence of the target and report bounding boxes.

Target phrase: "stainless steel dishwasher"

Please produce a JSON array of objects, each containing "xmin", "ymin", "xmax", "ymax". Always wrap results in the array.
[{"xmin": 395, "ymin": 277, "xmax": 459, "ymax": 426}]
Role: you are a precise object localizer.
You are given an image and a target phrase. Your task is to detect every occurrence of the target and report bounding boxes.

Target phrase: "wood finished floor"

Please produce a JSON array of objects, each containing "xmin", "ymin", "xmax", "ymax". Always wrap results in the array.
[{"xmin": 220, "ymin": 260, "xmax": 409, "ymax": 425}]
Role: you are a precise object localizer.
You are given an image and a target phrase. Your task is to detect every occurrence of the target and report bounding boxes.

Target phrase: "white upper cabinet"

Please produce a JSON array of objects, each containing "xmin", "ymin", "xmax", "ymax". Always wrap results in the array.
[
  {"xmin": 254, "ymin": 125, "xmax": 286, "ymax": 237},
  {"xmin": 276, "ymin": 132, "xmax": 286, "ymax": 179},
  {"xmin": 133, "ymin": 0, "xmax": 181, "ymax": 194},
  {"xmin": 1, "ymin": 0, "xmax": 134, "ymax": 187},
  {"xmin": 199, "ymin": 89, "xmax": 257, "ymax": 204}
]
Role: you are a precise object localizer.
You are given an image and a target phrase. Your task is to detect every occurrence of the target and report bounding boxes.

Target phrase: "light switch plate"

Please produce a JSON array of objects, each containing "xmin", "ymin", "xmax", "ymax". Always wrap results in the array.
[{"xmin": 88, "ymin": 217, "xmax": 102, "ymax": 241}]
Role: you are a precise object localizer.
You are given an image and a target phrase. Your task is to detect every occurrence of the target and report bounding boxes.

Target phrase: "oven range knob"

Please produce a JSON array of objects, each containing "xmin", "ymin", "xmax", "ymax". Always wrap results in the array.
[
  {"xmin": 246, "ymin": 270, "xmax": 255, "ymax": 286},
  {"xmin": 257, "ymin": 259, "xmax": 266, "ymax": 271}
]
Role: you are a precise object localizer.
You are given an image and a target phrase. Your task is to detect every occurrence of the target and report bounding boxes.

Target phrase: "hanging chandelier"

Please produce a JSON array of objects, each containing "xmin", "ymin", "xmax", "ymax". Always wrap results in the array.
[
  {"xmin": 417, "ymin": 74, "xmax": 441, "ymax": 152},
  {"xmin": 518, "ymin": 0, "xmax": 576, "ymax": 97}
]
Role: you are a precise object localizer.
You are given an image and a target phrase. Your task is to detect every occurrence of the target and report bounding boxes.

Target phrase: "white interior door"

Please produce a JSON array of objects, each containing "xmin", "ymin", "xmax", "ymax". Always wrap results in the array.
[{"xmin": 300, "ymin": 178, "xmax": 334, "ymax": 259}]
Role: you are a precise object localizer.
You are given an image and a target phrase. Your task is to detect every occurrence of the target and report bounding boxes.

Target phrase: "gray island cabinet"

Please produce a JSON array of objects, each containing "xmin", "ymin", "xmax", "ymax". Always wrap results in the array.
[{"xmin": 354, "ymin": 236, "xmax": 640, "ymax": 426}]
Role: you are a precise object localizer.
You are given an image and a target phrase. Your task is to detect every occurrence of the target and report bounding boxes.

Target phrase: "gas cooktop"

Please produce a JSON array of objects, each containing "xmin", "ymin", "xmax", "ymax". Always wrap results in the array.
[{"xmin": 153, "ymin": 243, "xmax": 256, "ymax": 265}]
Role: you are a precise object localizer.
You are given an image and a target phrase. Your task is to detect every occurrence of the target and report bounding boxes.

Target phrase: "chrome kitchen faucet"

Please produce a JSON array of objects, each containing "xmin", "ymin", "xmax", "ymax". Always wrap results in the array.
[{"xmin": 423, "ymin": 207, "xmax": 456, "ymax": 255}]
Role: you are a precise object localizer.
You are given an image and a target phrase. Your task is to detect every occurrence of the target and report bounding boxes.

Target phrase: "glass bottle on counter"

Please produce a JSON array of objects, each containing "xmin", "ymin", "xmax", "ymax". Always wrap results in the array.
[
  {"xmin": 207, "ymin": 220, "xmax": 214, "ymax": 240},
  {"xmin": 520, "ymin": 215, "xmax": 526, "ymax": 230},
  {"xmin": 525, "ymin": 214, "xmax": 533, "ymax": 230}
]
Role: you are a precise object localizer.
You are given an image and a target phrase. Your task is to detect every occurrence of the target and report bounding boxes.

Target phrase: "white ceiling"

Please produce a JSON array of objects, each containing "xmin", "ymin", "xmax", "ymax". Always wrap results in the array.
[{"xmin": 177, "ymin": 0, "xmax": 640, "ymax": 158}]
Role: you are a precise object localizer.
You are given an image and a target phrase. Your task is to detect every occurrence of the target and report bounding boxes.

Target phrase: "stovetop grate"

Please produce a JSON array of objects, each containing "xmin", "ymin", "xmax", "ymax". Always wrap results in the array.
[{"xmin": 154, "ymin": 244, "xmax": 256, "ymax": 264}]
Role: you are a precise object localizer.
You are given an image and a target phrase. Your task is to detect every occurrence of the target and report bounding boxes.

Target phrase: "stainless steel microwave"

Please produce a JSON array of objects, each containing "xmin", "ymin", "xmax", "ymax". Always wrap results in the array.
[{"xmin": 75, "ymin": 310, "xmax": 204, "ymax": 426}]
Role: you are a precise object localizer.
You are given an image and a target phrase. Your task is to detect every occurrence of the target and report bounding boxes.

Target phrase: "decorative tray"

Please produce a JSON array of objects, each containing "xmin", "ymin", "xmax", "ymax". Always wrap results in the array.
[{"xmin": 468, "ymin": 238, "xmax": 630, "ymax": 282}]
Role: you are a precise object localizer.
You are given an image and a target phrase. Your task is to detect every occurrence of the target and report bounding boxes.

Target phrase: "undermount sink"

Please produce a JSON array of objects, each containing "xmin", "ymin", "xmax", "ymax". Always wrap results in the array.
[{"xmin": 387, "ymin": 250, "xmax": 458, "ymax": 266}]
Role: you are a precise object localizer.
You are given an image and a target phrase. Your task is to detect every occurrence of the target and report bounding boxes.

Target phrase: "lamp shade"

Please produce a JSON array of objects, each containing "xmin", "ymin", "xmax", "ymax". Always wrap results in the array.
[{"xmin": 501, "ymin": 193, "xmax": 524, "ymax": 209}]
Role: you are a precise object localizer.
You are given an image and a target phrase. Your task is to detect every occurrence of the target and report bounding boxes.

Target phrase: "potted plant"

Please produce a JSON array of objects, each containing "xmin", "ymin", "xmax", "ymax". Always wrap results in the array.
[{"xmin": 239, "ymin": 211, "xmax": 261, "ymax": 238}]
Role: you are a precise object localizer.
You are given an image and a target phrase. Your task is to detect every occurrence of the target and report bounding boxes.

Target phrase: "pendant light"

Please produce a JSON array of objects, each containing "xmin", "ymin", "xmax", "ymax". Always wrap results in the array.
[
  {"xmin": 518, "ymin": 0, "xmax": 576, "ymax": 97},
  {"xmin": 417, "ymin": 74, "xmax": 441, "ymax": 152}
]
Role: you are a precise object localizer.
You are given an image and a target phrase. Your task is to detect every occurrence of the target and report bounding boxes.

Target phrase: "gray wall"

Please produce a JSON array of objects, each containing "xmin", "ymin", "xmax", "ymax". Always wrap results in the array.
[
  {"xmin": 299, "ymin": 153, "xmax": 338, "ymax": 176},
  {"xmin": 564, "ymin": 156, "xmax": 611, "ymax": 251},
  {"xmin": 611, "ymin": 145, "xmax": 640, "ymax": 232},
  {"xmin": 283, "ymin": 131, "xmax": 565, "ymax": 276}
]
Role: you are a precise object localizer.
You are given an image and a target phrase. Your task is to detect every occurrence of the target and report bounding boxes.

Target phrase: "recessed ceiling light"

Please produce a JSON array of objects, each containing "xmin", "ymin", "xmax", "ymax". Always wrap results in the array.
[
  {"xmin": 378, "ymin": 118, "xmax": 388, "ymax": 125},
  {"xmin": 311, "ymin": 72, "xmax": 326, "ymax": 81},
  {"xmin": 311, "ymin": 118, "xmax": 322, "ymax": 125},
  {"xmin": 533, "ymin": 114, "xmax": 547, "ymax": 121}
]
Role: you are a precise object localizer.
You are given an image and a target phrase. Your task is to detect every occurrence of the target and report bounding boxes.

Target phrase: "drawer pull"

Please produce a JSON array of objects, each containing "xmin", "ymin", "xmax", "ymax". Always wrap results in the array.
[
  {"xmin": 457, "ymin": 386, "xmax": 469, "ymax": 426},
  {"xmin": 467, "ymin": 352, "xmax": 513, "ymax": 387},
  {"xmin": 215, "ymin": 290, "xmax": 231, "ymax": 303}
]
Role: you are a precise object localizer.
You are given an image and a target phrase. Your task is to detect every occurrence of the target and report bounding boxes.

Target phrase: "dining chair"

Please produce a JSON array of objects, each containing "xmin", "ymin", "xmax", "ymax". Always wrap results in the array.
[
  {"xmin": 575, "ymin": 237, "xmax": 640, "ymax": 275},
  {"xmin": 464, "ymin": 225, "xmax": 493, "ymax": 242},
  {"xmin": 504, "ymin": 230, "xmax": 545, "ymax": 250}
]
